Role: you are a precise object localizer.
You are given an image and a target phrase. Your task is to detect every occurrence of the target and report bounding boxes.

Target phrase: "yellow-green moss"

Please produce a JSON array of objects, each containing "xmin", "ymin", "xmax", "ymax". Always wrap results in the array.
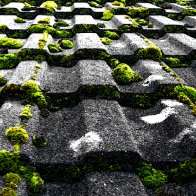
[
  {"xmin": 53, "ymin": 21, "xmax": 69, "ymax": 29},
  {"xmin": 48, "ymin": 42, "xmax": 63, "ymax": 52},
  {"xmin": 128, "ymin": 6, "xmax": 150, "ymax": 18},
  {"xmin": 112, "ymin": 63, "xmax": 143, "ymax": 84},
  {"xmin": 0, "ymin": 53, "xmax": 21, "ymax": 69},
  {"xmin": 104, "ymin": 31, "xmax": 119, "ymax": 39},
  {"xmin": 38, "ymin": 31, "xmax": 48, "ymax": 49},
  {"xmin": 89, "ymin": 1, "xmax": 101, "ymax": 7},
  {"xmin": 0, "ymin": 38, "xmax": 23, "ymax": 49},
  {"xmin": 0, "ymin": 73, "xmax": 8, "ymax": 86},
  {"xmin": 4, "ymin": 172, "xmax": 21, "ymax": 187},
  {"xmin": 0, "ymin": 187, "xmax": 17, "ymax": 196},
  {"xmin": 60, "ymin": 40, "xmax": 74, "ymax": 49},
  {"xmin": 14, "ymin": 17, "xmax": 26, "ymax": 23},
  {"xmin": 101, "ymin": 10, "xmax": 114, "ymax": 20},
  {"xmin": 112, "ymin": 1, "xmax": 125, "ymax": 7},
  {"xmin": 41, "ymin": 1, "xmax": 57, "ymax": 14},
  {"xmin": 22, "ymin": 2, "xmax": 35, "ymax": 11},
  {"xmin": 37, "ymin": 17, "xmax": 50, "ymax": 25},
  {"xmin": 19, "ymin": 104, "xmax": 32, "ymax": 120},
  {"xmin": 100, "ymin": 37, "xmax": 112, "ymax": 45}
]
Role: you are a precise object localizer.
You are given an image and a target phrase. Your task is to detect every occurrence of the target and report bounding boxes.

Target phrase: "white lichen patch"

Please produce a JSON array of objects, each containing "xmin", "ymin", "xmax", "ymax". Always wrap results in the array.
[
  {"xmin": 69, "ymin": 131, "xmax": 103, "ymax": 156},
  {"xmin": 142, "ymin": 75, "xmax": 164, "ymax": 86},
  {"xmin": 140, "ymin": 107, "xmax": 177, "ymax": 124},
  {"xmin": 161, "ymin": 99, "xmax": 183, "ymax": 107}
]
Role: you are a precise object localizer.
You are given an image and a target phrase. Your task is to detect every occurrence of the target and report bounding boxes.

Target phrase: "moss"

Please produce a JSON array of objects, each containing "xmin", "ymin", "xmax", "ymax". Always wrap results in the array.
[
  {"xmin": 112, "ymin": 1, "xmax": 125, "ymax": 7},
  {"xmin": 19, "ymin": 104, "xmax": 32, "ymax": 120},
  {"xmin": 89, "ymin": 1, "xmax": 101, "ymax": 7},
  {"xmin": 134, "ymin": 18, "xmax": 148, "ymax": 26},
  {"xmin": 22, "ymin": 2, "xmax": 35, "ymax": 11},
  {"xmin": 41, "ymin": 1, "xmax": 57, "ymax": 14},
  {"xmin": 37, "ymin": 17, "xmax": 50, "ymax": 25},
  {"xmin": 128, "ymin": 6, "xmax": 150, "ymax": 18},
  {"xmin": 20, "ymin": 80, "xmax": 47, "ymax": 107},
  {"xmin": 14, "ymin": 17, "xmax": 26, "ymax": 23},
  {"xmin": 60, "ymin": 40, "xmax": 74, "ymax": 49},
  {"xmin": 125, "ymin": 16, "xmax": 139, "ymax": 28},
  {"xmin": 0, "ymin": 24, "xmax": 7, "ymax": 33},
  {"xmin": 97, "ymin": 23, "xmax": 106, "ymax": 28},
  {"xmin": 55, "ymin": 30, "xmax": 72, "ymax": 38},
  {"xmin": 0, "ymin": 53, "xmax": 21, "ymax": 69},
  {"xmin": 38, "ymin": 31, "xmax": 48, "ymax": 49},
  {"xmin": 53, "ymin": 21, "xmax": 69, "ymax": 29},
  {"xmin": 133, "ymin": 94, "xmax": 151, "ymax": 108},
  {"xmin": 0, "ymin": 187, "xmax": 17, "ymax": 196},
  {"xmin": 32, "ymin": 136, "xmax": 47, "ymax": 148},
  {"xmin": 101, "ymin": 10, "xmax": 114, "ymax": 21},
  {"xmin": 48, "ymin": 43, "xmax": 63, "ymax": 53},
  {"xmin": 4, "ymin": 172, "xmax": 21, "ymax": 187},
  {"xmin": 29, "ymin": 24, "xmax": 55, "ymax": 34},
  {"xmin": 28, "ymin": 172, "xmax": 44, "ymax": 193},
  {"xmin": 0, "ymin": 73, "xmax": 8, "ymax": 86},
  {"xmin": 182, "ymin": 8, "xmax": 196, "ymax": 16},
  {"xmin": 148, "ymin": 22, "xmax": 153, "ymax": 28},
  {"xmin": 104, "ymin": 31, "xmax": 119, "ymax": 39},
  {"xmin": 60, "ymin": 54, "xmax": 72, "ymax": 66},
  {"xmin": 0, "ymin": 38, "xmax": 23, "ymax": 49},
  {"xmin": 100, "ymin": 37, "xmax": 112, "ymax": 45},
  {"xmin": 137, "ymin": 162, "xmax": 168, "ymax": 188},
  {"xmin": 136, "ymin": 38, "xmax": 162, "ymax": 61},
  {"xmin": 107, "ymin": 57, "xmax": 120, "ymax": 68},
  {"xmin": 5, "ymin": 126, "xmax": 28, "ymax": 145},
  {"xmin": 112, "ymin": 63, "xmax": 142, "ymax": 85},
  {"xmin": 165, "ymin": 57, "xmax": 188, "ymax": 67}
]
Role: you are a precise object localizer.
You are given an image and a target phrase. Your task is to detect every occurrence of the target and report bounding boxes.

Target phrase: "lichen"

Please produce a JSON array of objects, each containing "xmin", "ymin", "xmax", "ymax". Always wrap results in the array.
[
  {"xmin": 100, "ymin": 37, "xmax": 112, "ymax": 45},
  {"xmin": 60, "ymin": 40, "xmax": 74, "ymax": 49},
  {"xmin": 101, "ymin": 10, "xmax": 114, "ymax": 21},
  {"xmin": 112, "ymin": 63, "xmax": 143, "ymax": 84},
  {"xmin": 22, "ymin": 2, "xmax": 35, "ymax": 11},
  {"xmin": 0, "ymin": 38, "xmax": 23, "ymax": 49},
  {"xmin": 14, "ymin": 17, "xmax": 26, "ymax": 23},
  {"xmin": 104, "ymin": 30, "xmax": 119, "ymax": 39},
  {"xmin": 0, "ymin": 24, "xmax": 7, "ymax": 33},
  {"xmin": 32, "ymin": 136, "xmax": 47, "ymax": 148}
]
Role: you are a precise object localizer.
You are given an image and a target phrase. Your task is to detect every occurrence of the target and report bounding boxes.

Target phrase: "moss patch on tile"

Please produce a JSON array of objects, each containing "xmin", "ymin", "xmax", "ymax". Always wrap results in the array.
[
  {"xmin": 0, "ymin": 38, "xmax": 23, "ymax": 49},
  {"xmin": 100, "ymin": 37, "xmax": 112, "ymax": 45},
  {"xmin": 60, "ymin": 40, "xmax": 74, "ymax": 49}
]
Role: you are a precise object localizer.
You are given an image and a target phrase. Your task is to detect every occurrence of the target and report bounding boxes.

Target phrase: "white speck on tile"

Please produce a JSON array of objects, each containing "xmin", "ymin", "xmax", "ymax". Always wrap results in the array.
[
  {"xmin": 69, "ymin": 131, "xmax": 103, "ymax": 156},
  {"xmin": 142, "ymin": 75, "xmax": 164, "ymax": 86}
]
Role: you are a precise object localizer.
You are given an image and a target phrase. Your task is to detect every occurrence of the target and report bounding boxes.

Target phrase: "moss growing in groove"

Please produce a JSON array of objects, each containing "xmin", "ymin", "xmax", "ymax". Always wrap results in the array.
[
  {"xmin": 60, "ymin": 54, "xmax": 72, "ymax": 66},
  {"xmin": 21, "ymin": 2, "xmax": 35, "ymax": 11},
  {"xmin": 4, "ymin": 172, "xmax": 21, "ymax": 188},
  {"xmin": 38, "ymin": 31, "xmax": 48, "ymax": 49},
  {"xmin": 128, "ymin": 6, "xmax": 150, "ymax": 18},
  {"xmin": 0, "ymin": 38, "xmax": 23, "ymax": 49},
  {"xmin": 60, "ymin": 40, "xmax": 74, "ymax": 49},
  {"xmin": 136, "ymin": 162, "xmax": 168, "ymax": 188},
  {"xmin": 100, "ymin": 37, "xmax": 112, "ymax": 45},
  {"xmin": 37, "ymin": 17, "xmax": 50, "ymax": 25},
  {"xmin": 89, "ymin": 1, "xmax": 101, "ymax": 7},
  {"xmin": 0, "ymin": 24, "xmax": 7, "ymax": 33},
  {"xmin": 134, "ymin": 18, "xmax": 148, "ymax": 26},
  {"xmin": 53, "ymin": 21, "xmax": 69, "ymax": 29},
  {"xmin": 20, "ymin": 80, "xmax": 47, "ymax": 107},
  {"xmin": 32, "ymin": 136, "xmax": 47, "ymax": 148},
  {"xmin": 0, "ymin": 53, "xmax": 21, "ymax": 69},
  {"xmin": 0, "ymin": 187, "xmax": 17, "ymax": 196},
  {"xmin": 101, "ymin": 10, "xmax": 114, "ymax": 21},
  {"xmin": 19, "ymin": 104, "xmax": 32, "ymax": 120},
  {"xmin": 41, "ymin": 1, "xmax": 57, "ymax": 14},
  {"xmin": 55, "ymin": 30, "xmax": 72, "ymax": 38},
  {"xmin": 104, "ymin": 31, "xmax": 119, "ymax": 39},
  {"xmin": 29, "ymin": 24, "xmax": 55, "ymax": 34},
  {"xmin": 148, "ymin": 22, "xmax": 153, "ymax": 28},
  {"xmin": 14, "ymin": 17, "xmax": 26, "ymax": 23},
  {"xmin": 165, "ymin": 57, "xmax": 188, "ymax": 67},
  {"xmin": 112, "ymin": 63, "xmax": 143, "ymax": 85},
  {"xmin": 0, "ymin": 73, "xmax": 8, "ymax": 86},
  {"xmin": 112, "ymin": 1, "xmax": 125, "ymax": 7},
  {"xmin": 48, "ymin": 43, "xmax": 63, "ymax": 53},
  {"xmin": 182, "ymin": 8, "xmax": 196, "ymax": 16}
]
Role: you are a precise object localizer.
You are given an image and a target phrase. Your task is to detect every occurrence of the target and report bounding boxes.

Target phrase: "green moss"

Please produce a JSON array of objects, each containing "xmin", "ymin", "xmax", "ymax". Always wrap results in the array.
[
  {"xmin": 107, "ymin": 57, "xmax": 120, "ymax": 68},
  {"xmin": 89, "ymin": 1, "xmax": 101, "ymax": 7},
  {"xmin": 134, "ymin": 18, "xmax": 148, "ymax": 26},
  {"xmin": 60, "ymin": 54, "xmax": 72, "ymax": 66},
  {"xmin": 55, "ymin": 30, "xmax": 72, "ymax": 38},
  {"xmin": 165, "ymin": 57, "xmax": 188, "ymax": 67},
  {"xmin": 0, "ymin": 53, "xmax": 21, "ymax": 69},
  {"xmin": 29, "ymin": 24, "xmax": 55, "ymax": 34},
  {"xmin": 28, "ymin": 172, "xmax": 44, "ymax": 193},
  {"xmin": 38, "ymin": 31, "xmax": 48, "ymax": 49},
  {"xmin": 148, "ymin": 22, "xmax": 153, "ymax": 28},
  {"xmin": 0, "ymin": 24, "xmax": 7, "ymax": 33},
  {"xmin": 136, "ymin": 38, "xmax": 162, "ymax": 61},
  {"xmin": 182, "ymin": 8, "xmax": 196, "ymax": 16},
  {"xmin": 14, "ymin": 17, "xmax": 26, "ymax": 23},
  {"xmin": 41, "ymin": 1, "xmax": 57, "ymax": 14},
  {"xmin": 32, "ymin": 136, "xmax": 47, "ymax": 148},
  {"xmin": 53, "ymin": 21, "xmax": 69, "ymax": 29},
  {"xmin": 0, "ymin": 187, "xmax": 17, "ymax": 196},
  {"xmin": 112, "ymin": 1, "xmax": 125, "ymax": 7},
  {"xmin": 101, "ymin": 10, "xmax": 114, "ymax": 21},
  {"xmin": 137, "ymin": 162, "xmax": 168, "ymax": 188},
  {"xmin": 134, "ymin": 94, "xmax": 151, "ymax": 108},
  {"xmin": 0, "ymin": 73, "xmax": 8, "ymax": 86},
  {"xmin": 100, "ymin": 37, "xmax": 112, "ymax": 45},
  {"xmin": 37, "ymin": 17, "xmax": 50, "ymax": 25},
  {"xmin": 104, "ymin": 31, "xmax": 119, "ymax": 39},
  {"xmin": 128, "ymin": 6, "xmax": 150, "ymax": 18},
  {"xmin": 22, "ymin": 2, "xmax": 35, "ymax": 11},
  {"xmin": 0, "ymin": 38, "xmax": 23, "ymax": 49},
  {"xmin": 125, "ymin": 16, "xmax": 139, "ymax": 28},
  {"xmin": 20, "ymin": 80, "xmax": 47, "ymax": 107},
  {"xmin": 4, "ymin": 172, "xmax": 21, "ymax": 187},
  {"xmin": 19, "ymin": 104, "xmax": 32, "ymax": 120},
  {"xmin": 60, "ymin": 40, "xmax": 74, "ymax": 49},
  {"xmin": 5, "ymin": 126, "xmax": 28, "ymax": 145},
  {"xmin": 48, "ymin": 43, "xmax": 63, "ymax": 53},
  {"xmin": 112, "ymin": 63, "xmax": 143, "ymax": 85}
]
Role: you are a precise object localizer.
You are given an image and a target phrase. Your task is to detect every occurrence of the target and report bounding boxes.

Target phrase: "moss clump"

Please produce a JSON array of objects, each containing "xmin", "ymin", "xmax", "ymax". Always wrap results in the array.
[
  {"xmin": 41, "ymin": 1, "xmax": 57, "ymax": 14},
  {"xmin": 0, "ymin": 24, "xmax": 7, "ymax": 33},
  {"xmin": 5, "ymin": 126, "xmax": 28, "ymax": 145},
  {"xmin": 37, "ymin": 17, "xmax": 50, "ymax": 25},
  {"xmin": 53, "ymin": 21, "xmax": 69, "ymax": 29},
  {"xmin": 136, "ymin": 38, "xmax": 162, "ymax": 61},
  {"xmin": 48, "ymin": 43, "xmax": 63, "ymax": 53},
  {"xmin": 112, "ymin": 1, "xmax": 125, "ymax": 7},
  {"xmin": 134, "ymin": 18, "xmax": 148, "ymax": 26},
  {"xmin": 148, "ymin": 22, "xmax": 153, "ymax": 28},
  {"xmin": 14, "ymin": 17, "xmax": 26, "ymax": 23},
  {"xmin": 107, "ymin": 57, "xmax": 120, "ymax": 68},
  {"xmin": 165, "ymin": 57, "xmax": 188, "ymax": 67},
  {"xmin": 19, "ymin": 104, "xmax": 32, "ymax": 120},
  {"xmin": 22, "ymin": 2, "xmax": 35, "ymax": 11},
  {"xmin": 174, "ymin": 85, "xmax": 196, "ymax": 115},
  {"xmin": 101, "ymin": 10, "xmax": 114, "ymax": 21},
  {"xmin": 29, "ymin": 24, "xmax": 55, "ymax": 34},
  {"xmin": 89, "ymin": 1, "xmax": 101, "ymax": 7},
  {"xmin": 32, "ymin": 136, "xmax": 47, "ymax": 148},
  {"xmin": 0, "ymin": 38, "xmax": 23, "ymax": 49},
  {"xmin": 0, "ymin": 53, "xmax": 21, "ymax": 69},
  {"xmin": 182, "ymin": 8, "xmax": 196, "ymax": 16},
  {"xmin": 60, "ymin": 40, "xmax": 74, "ymax": 49},
  {"xmin": 137, "ymin": 162, "xmax": 168, "ymax": 188},
  {"xmin": 60, "ymin": 54, "xmax": 72, "ymax": 66},
  {"xmin": 104, "ymin": 31, "xmax": 119, "ymax": 39},
  {"xmin": 0, "ymin": 73, "xmax": 8, "ymax": 86},
  {"xmin": 55, "ymin": 30, "xmax": 72, "ymax": 38},
  {"xmin": 0, "ymin": 187, "xmax": 17, "ymax": 196},
  {"xmin": 20, "ymin": 80, "xmax": 47, "ymax": 107},
  {"xmin": 4, "ymin": 172, "xmax": 21, "ymax": 187},
  {"xmin": 100, "ymin": 37, "xmax": 112, "ymax": 45},
  {"xmin": 38, "ymin": 31, "xmax": 48, "ymax": 49},
  {"xmin": 112, "ymin": 63, "xmax": 143, "ymax": 85},
  {"xmin": 128, "ymin": 6, "xmax": 150, "ymax": 18}
]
